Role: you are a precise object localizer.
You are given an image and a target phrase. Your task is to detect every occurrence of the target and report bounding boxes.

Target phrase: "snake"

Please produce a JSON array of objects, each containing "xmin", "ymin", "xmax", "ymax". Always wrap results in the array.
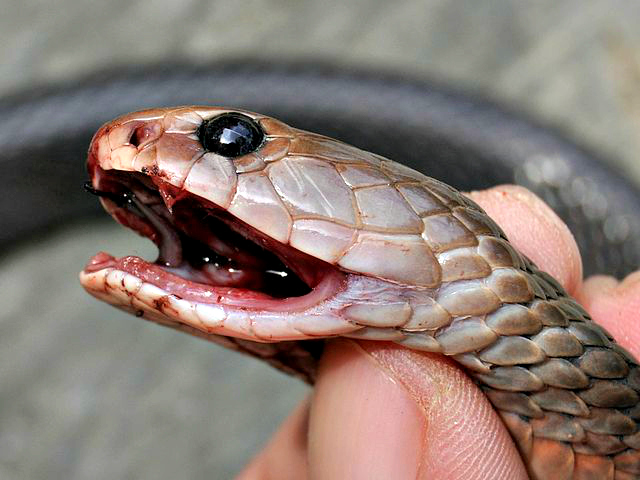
[{"xmin": 79, "ymin": 106, "xmax": 640, "ymax": 479}]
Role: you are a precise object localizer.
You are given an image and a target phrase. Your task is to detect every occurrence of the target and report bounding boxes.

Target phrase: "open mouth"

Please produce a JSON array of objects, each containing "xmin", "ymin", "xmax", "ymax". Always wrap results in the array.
[{"xmin": 84, "ymin": 167, "xmax": 346, "ymax": 311}]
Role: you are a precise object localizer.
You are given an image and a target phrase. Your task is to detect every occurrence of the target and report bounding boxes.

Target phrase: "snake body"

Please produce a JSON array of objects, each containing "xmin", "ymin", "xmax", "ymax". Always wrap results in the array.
[{"xmin": 80, "ymin": 106, "xmax": 640, "ymax": 479}]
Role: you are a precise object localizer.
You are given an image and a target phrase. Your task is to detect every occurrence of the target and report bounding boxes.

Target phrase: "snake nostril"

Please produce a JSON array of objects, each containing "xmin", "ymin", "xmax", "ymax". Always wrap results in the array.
[
  {"xmin": 130, "ymin": 125, "xmax": 149, "ymax": 148},
  {"xmin": 129, "ymin": 123, "xmax": 162, "ymax": 148}
]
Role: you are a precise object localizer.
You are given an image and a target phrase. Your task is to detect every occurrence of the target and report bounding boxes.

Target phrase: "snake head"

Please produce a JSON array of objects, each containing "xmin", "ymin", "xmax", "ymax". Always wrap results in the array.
[{"xmin": 80, "ymin": 106, "xmax": 507, "ymax": 380}]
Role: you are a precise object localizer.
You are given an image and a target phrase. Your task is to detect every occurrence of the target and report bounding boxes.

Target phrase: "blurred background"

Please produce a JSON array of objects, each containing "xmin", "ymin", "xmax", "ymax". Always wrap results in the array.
[{"xmin": 1, "ymin": 1, "xmax": 640, "ymax": 479}]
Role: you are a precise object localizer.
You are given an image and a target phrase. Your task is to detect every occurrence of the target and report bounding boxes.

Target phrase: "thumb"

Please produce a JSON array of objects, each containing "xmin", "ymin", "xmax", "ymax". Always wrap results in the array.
[{"xmin": 308, "ymin": 339, "xmax": 528, "ymax": 480}]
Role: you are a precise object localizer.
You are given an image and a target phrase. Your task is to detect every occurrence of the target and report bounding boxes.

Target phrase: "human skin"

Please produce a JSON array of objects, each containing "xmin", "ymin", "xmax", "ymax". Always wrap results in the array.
[{"xmin": 236, "ymin": 185, "xmax": 640, "ymax": 480}]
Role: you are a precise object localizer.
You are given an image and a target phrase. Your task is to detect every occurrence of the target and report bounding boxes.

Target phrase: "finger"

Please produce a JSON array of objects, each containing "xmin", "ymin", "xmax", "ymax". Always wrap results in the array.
[
  {"xmin": 576, "ymin": 272, "xmax": 640, "ymax": 357},
  {"xmin": 309, "ymin": 340, "xmax": 528, "ymax": 480},
  {"xmin": 235, "ymin": 398, "xmax": 311, "ymax": 480},
  {"xmin": 469, "ymin": 186, "xmax": 640, "ymax": 358},
  {"xmin": 468, "ymin": 185, "xmax": 583, "ymax": 294}
]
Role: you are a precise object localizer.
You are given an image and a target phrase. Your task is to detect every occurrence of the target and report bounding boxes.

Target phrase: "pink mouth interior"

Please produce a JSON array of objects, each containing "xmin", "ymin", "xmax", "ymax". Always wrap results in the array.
[{"xmin": 85, "ymin": 168, "xmax": 346, "ymax": 311}]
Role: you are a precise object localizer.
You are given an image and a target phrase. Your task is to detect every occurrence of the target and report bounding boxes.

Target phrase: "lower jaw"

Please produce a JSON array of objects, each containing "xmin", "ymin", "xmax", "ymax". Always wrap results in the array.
[
  {"xmin": 84, "ymin": 251, "xmax": 348, "ymax": 313},
  {"xmin": 80, "ymin": 260, "xmax": 333, "ymax": 384}
]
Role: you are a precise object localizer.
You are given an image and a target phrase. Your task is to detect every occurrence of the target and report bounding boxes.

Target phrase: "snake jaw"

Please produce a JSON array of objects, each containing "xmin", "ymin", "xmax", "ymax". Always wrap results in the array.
[
  {"xmin": 81, "ymin": 108, "xmax": 372, "ymax": 355},
  {"xmin": 81, "ymin": 162, "xmax": 360, "ymax": 324},
  {"xmin": 81, "ymin": 106, "xmax": 432, "ymax": 351}
]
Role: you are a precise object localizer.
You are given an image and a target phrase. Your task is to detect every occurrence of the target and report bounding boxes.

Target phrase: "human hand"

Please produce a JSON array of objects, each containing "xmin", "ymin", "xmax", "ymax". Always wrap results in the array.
[{"xmin": 237, "ymin": 185, "xmax": 640, "ymax": 480}]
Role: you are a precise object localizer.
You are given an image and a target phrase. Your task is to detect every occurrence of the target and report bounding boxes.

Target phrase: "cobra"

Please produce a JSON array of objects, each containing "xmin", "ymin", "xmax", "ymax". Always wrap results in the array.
[{"xmin": 80, "ymin": 106, "xmax": 640, "ymax": 479}]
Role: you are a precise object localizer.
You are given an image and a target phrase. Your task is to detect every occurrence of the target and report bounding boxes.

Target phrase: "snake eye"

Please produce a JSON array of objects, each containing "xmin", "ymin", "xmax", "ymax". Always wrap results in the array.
[{"xmin": 197, "ymin": 113, "xmax": 264, "ymax": 157}]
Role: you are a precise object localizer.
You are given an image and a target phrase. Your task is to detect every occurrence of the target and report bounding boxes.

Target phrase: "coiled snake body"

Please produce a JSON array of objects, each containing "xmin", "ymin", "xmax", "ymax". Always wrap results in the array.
[{"xmin": 80, "ymin": 106, "xmax": 640, "ymax": 479}]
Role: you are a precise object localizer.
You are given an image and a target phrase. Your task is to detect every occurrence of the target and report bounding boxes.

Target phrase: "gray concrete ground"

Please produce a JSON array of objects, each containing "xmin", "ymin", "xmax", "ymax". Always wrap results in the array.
[{"xmin": 2, "ymin": 1, "xmax": 640, "ymax": 479}]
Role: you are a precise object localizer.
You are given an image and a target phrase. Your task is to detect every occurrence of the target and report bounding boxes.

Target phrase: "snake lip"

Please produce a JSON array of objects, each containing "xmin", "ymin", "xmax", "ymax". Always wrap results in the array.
[{"xmin": 83, "ymin": 166, "xmax": 348, "ymax": 312}]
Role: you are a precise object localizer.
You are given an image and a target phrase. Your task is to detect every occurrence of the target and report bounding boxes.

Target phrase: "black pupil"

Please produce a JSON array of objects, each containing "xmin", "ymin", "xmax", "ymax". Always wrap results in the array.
[{"xmin": 198, "ymin": 113, "xmax": 264, "ymax": 157}]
